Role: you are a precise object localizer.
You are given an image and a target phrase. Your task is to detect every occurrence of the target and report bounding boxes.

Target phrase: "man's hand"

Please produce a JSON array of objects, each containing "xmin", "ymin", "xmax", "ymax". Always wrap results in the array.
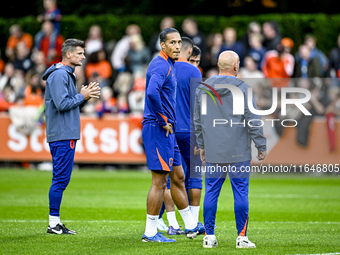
[
  {"xmin": 80, "ymin": 82, "xmax": 101, "ymax": 100},
  {"xmin": 200, "ymin": 148, "xmax": 205, "ymax": 163},
  {"xmin": 194, "ymin": 146, "xmax": 200, "ymax": 155},
  {"xmin": 163, "ymin": 123, "xmax": 173, "ymax": 137},
  {"xmin": 257, "ymin": 150, "xmax": 267, "ymax": 161}
]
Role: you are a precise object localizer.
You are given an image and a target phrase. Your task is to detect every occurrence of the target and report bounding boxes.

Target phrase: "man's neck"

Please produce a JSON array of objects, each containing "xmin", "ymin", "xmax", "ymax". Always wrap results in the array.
[
  {"xmin": 179, "ymin": 52, "xmax": 190, "ymax": 60},
  {"xmin": 61, "ymin": 60, "xmax": 75, "ymax": 68},
  {"xmin": 219, "ymin": 71, "xmax": 236, "ymax": 76}
]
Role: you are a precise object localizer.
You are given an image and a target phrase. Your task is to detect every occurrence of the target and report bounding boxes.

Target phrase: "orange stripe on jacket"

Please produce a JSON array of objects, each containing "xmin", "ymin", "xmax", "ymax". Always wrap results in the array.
[
  {"xmin": 159, "ymin": 50, "xmax": 168, "ymax": 61},
  {"xmin": 158, "ymin": 113, "xmax": 168, "ymax": 124},
  {"xmin": 166, "ymin": 66, "xmax": 171, "ymax": 78},
  {"xmin": 239, "ymin": 217, "xmax": 248, "ymax": 236},
  {"xmin": 156, "ymin": 147, "xmax": 170, "ymax": 171},
  {"xmin": 159, "ymin": 50, "xmax": 172, "ymax": 78}
]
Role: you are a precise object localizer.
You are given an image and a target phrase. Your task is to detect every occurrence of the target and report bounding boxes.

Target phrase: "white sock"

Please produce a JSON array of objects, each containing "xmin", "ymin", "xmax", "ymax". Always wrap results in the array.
[
  {"xmin": 49, "ymin": 215, "xmax": 60, "ymax": 228},
  {"xmin": 178, "ymin": 206, "xmax": 197, "ymax": 230},
  {"xmin": 166, "ymin": 211, "xmax": 180, "ymax": 229},
  {"xmin": 144, "ymin": 214, "xmax": 158, "ymax": 237},
  {"xmin": 190, "ymin": 205, "xmax": 200, "ymax": 222}
]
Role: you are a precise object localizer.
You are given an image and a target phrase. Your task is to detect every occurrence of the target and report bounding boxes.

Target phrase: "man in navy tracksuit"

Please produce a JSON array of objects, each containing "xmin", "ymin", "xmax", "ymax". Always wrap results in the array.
[
  {"xmin": 43, "ymin": 38, "xmax": 100, "ymax": 235},
  {"xmin": 194, "ymin": 51, "xmax": 267, "ymax": 248}
]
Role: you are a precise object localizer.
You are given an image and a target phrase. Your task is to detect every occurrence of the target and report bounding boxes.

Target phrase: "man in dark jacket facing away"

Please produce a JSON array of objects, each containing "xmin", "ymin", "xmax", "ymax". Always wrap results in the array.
[
  {"xmin": 43, "ymin": 38, "xmax": 100, "ymax": 234},
  {"xmin": 194, "ymin": 51, "xmax": 266, "ymax": 248}
]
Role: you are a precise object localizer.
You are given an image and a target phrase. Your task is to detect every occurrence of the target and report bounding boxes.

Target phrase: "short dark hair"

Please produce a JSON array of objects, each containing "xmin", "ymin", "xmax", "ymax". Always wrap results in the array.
[
  {"xmin": 181, "ymin": 37, "xmax": 193, "ymax": 52},
  {"xmin": 159, "ymin": 28, "xmax": 179, "ymax": 43},
  {"xmin": 190, "ymin": 45, "xmax": 201, "ymax": 58},
  {"xmin": 61, "ymin": 39, "xmax": 85, "ymax": 57}
]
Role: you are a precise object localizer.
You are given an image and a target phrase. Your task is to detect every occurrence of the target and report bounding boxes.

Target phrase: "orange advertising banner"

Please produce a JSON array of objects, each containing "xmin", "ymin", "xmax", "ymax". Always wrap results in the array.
[
  {"xmin": 0, "ymin": 114, "xmax": 146, "ymax": 164},
  {"xmin": 1, "ymin": 113, "xmax": 339, "ymax": 165}
]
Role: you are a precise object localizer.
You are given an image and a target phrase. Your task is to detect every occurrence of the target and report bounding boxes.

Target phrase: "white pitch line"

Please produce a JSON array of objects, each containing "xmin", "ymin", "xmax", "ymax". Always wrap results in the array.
[
  {"xmin": 0, "ymin": 219, "xmax": 141, "ymax": 223},
  {"xmin": 1, "ymin": 219, "xmax": 340, "ymax": 224},
  {"xmin": 263, "ymin": 221, "xmax": 340, "ymax": 224}
]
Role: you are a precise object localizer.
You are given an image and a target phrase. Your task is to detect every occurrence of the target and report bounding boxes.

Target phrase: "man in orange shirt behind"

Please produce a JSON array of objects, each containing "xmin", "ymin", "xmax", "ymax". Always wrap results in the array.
[
  {"xmin": 261, "ymin": 37, "xmax": 295, "ymax": 88},
  {"xmin": 6, "ymin": 24, "xmax": 33, "ymax": 61},
  {"xmin": 85, "ymin": 49, "xmax": 112, "ymax": 87},
  {"xmin": 35, "ymin": 21, "xmax": 64, "ymax": 66},
  {"xmin": 24, "ymin": 71, "xmax": 44, "ymax": 107}
]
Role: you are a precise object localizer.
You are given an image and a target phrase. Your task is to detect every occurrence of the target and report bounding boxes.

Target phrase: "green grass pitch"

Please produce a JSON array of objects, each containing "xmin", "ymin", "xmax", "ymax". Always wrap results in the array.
[{"xmin": 0, "ymin": 168, "xmax": 339, "ymax": 254}]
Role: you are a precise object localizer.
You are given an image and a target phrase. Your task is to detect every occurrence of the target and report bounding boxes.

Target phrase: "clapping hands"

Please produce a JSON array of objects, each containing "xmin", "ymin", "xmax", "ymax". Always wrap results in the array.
[{"xmin": 80, "ymin": 82, "xmax": 101, "ymax": 100}]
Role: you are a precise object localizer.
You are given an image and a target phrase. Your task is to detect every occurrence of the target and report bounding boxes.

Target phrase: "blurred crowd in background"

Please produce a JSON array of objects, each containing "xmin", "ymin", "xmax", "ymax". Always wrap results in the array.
[{"xmin": 1, "ymin": 0, "xmax": 340, "ymax": 149}]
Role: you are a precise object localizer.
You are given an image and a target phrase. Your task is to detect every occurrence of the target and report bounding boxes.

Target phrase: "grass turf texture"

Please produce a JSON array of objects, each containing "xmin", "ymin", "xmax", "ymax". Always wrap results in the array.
[{"xmin": 0, "ymin": 168, "xmax": 339, "ymax": 254}]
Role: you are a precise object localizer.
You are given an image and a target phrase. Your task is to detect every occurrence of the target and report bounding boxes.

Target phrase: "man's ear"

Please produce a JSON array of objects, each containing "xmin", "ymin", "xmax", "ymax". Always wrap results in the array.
[
  {"xmin": 188, "ymin": 47, "xmax": 193, "ymax": 57},
  {"xmin": 234, "ymin": 62, "xmax": 239, "ymax": 72},
  {"xmin": 160, "ymin": 41, "xmax": 166, "ymax": 51},
  {"xmin": 66, "ymin": 51, "xmax": 71, "ymax": 59}
]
